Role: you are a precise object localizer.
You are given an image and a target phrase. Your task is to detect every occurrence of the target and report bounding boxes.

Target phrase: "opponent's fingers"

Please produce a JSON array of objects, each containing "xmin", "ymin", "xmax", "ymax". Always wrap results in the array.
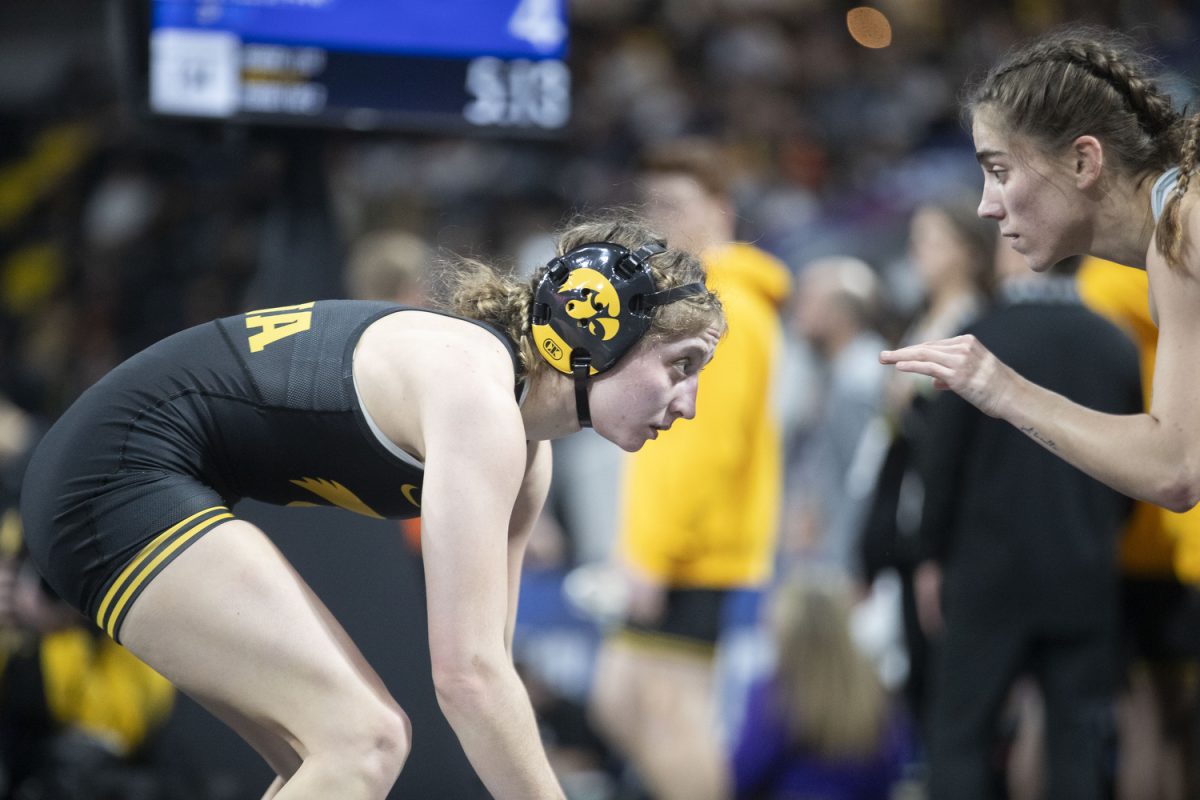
[
  {"xmin": 881, "ymin": 334, "xmax": 980, "ymax": 363},
  {"xmin": 891, "ymin": 359, "xmax": 956, "ymax": 383},
  {"xmin": 880, "ymin": 343, "xmax": 951, "ymax": 364}
]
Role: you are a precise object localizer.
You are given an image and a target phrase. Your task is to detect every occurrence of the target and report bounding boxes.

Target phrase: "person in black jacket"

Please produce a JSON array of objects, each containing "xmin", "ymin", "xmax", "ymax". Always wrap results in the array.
[{"xmin": 913, "ymin": 247, "xmax": 1141, "ymax": 799}]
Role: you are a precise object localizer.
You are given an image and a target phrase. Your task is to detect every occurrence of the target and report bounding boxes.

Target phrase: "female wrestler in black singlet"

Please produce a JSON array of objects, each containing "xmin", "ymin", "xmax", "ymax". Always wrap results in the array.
[{"xmin": 21, "ymin": 214, "xmax": 725, "ymax": 800}]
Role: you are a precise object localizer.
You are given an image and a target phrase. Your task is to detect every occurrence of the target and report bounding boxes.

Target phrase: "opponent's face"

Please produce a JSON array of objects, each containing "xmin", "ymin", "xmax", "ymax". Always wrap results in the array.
[
  {"xmin": 973, "ymin": 113, "xmax": 1090, "ymax": 272},
  {"xmin": 588, "ymin": 327, "xmax": 721, "ymax": 452}
]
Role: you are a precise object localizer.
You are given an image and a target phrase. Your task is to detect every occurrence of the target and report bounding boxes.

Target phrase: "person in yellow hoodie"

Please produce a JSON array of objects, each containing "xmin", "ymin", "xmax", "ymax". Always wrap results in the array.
[
  {"xmin": 1077, "ymin": 258, "xmax": 1200, "ymax": 800},
  {"xmin": 587, "ymin": 139, "xmax": 791, "ymax": 800}
]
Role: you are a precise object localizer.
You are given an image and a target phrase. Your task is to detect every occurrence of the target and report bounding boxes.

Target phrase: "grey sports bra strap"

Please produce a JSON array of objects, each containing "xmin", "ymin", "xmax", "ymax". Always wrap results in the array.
[{"xmin": 1151, "ymin": 166, "xmax": 1182, "ymax": 222}]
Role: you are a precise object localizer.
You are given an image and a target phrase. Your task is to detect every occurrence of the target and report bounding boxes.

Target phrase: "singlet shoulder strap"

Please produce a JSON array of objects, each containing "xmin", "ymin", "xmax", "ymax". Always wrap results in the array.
[
  {"xmin": 466, "ymin": 318, "xmax": 528, "ymax": 405},
  {"xmin": 1151, "ymin": 166, "xmax": 1182, "ymax": 222}
]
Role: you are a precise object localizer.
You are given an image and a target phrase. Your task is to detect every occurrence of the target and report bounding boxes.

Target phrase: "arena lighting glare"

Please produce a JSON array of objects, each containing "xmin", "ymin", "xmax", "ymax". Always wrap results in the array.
[{"xmin": 847, "ymin": 6, "xmax": 893, "ymax": 49}]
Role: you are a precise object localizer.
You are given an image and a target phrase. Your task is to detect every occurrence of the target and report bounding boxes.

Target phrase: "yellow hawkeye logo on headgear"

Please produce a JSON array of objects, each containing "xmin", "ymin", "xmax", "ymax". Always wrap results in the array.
[{"xmin": 559, "ymin": 268, "xmax": 621, "ymax": 340}]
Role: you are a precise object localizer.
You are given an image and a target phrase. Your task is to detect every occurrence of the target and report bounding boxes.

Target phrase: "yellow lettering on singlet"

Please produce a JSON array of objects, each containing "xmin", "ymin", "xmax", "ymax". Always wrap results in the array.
[{"xmin": 244, "ymin": 301, "xmax": 315, "ymax": 352}]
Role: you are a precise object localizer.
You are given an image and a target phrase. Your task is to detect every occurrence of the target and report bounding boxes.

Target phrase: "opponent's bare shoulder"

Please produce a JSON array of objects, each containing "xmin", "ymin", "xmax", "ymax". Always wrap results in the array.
[{"xmin": 353, "ymin": 310, "xmax": 524, "ymax": 461}]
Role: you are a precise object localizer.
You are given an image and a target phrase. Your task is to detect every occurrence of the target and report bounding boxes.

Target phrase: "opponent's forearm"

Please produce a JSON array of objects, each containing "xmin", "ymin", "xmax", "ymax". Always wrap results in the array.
[
  {"xmin": 1000, "ymin": 372, "xmax": 1197, "ymax": 511},
  {"xmin": 434, "ymin": 657, "xmax": 565, "ymax": 800}
]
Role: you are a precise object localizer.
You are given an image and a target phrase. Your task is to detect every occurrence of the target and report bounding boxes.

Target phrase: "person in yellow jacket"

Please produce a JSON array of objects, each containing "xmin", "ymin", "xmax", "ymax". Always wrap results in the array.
[
  {"xmin": 587, "ymin": 139, "xmax": 791, "ymax": 800},
  {"xmin": 1077, "ymin": 257, "xmax": 1200, "ymax": 800},
  {"xmin": 0, "ymin": 506, "xmax": 175, "ymax": 795}
]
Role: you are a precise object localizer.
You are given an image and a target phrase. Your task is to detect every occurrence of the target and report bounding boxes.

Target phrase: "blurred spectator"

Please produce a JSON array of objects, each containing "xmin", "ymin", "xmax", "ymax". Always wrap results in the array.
[
  {"xmin": 782, "ymin": 255, "xmax": 887, "ymax": 578},
  {"xmin": 344, "ymin": 229, "xmax": 433, "ymax": 308},
  {"xmin": 858, "ymin": 194, "xmax": 996, "ymax": 725},
  {"xmin": 914, "ymin": 246, "xmax": 1141, "ymax": 800},
  {"xmin": 587, "ymin": 138, "xmax": 791, "ymax": 800},
  {"xmin": 0, "ymin": 558, "xmax": 179, "ymax": 800},
  {"xmin": 884, "ymin": 197, "xmax": 996, "ymax": 411},
  {"xmin": 730, "ymin": 567, "xmax": 916, "ymax": 800},
  {"xmin": 1077, "ymin": 258, "xmax": 1200, "ymax": 800},
  {"xmin": 0, "ymin": 395, "xmax": 178, "ymax": 799}
]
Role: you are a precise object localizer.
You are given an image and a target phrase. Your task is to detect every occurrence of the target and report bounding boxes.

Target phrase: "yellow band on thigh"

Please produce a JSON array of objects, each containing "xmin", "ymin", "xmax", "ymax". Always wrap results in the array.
[{"xmin": 96, "ymin": 506, "xmax": 233, "ymax": 640}]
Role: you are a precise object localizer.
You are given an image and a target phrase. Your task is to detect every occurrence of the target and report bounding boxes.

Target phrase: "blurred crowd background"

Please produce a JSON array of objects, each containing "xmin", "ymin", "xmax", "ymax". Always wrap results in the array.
[{"xmin": 2, "ymin": 1, "xmax": 1200, "ymax": 799}]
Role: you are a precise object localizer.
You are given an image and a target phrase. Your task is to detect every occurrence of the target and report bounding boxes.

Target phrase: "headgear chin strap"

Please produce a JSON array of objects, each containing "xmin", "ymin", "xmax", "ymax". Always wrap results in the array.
[
  {"xmin": 529, "ymin": 240, "xmax": 707, "ymax": 429},
  {"xmin": 570, "ymin": 353, "xmax": 594, "ymax": 428}
]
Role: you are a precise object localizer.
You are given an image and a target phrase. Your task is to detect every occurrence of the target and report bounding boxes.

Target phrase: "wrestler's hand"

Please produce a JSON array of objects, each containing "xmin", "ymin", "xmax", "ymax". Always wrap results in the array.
[{"xmin": 880, "ymin": 334, "xmax": 1014, "ymax": 418}]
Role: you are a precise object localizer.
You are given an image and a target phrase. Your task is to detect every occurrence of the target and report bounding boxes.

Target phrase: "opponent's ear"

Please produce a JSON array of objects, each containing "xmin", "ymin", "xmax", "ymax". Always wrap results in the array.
[{"xmin": 1072, "ymin": 135, "xmax": 1104, "ymax": 190}]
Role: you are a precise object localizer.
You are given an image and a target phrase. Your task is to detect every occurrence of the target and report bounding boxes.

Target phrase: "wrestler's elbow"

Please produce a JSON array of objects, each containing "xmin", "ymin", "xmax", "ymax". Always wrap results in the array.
[
  {"xmin": 1153, "ymin": 465, "xmax": 1200, "ymax": 514},
  {"xmin": 430, "ymin": 649, "xmax": 505, "ymax": 716}
]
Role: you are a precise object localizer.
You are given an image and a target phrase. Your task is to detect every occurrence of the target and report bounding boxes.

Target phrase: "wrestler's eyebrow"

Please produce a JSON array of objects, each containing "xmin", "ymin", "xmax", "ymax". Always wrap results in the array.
[{"xmin": 686, "ymin": 344, "xmax": 716, "ymax": 368}]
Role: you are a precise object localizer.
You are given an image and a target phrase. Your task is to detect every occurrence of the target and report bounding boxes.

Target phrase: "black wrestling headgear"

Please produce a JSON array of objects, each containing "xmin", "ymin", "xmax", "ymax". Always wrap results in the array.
[{"xmin": 530, "ymin": 241, "xmax": 706, "ymax": 428}]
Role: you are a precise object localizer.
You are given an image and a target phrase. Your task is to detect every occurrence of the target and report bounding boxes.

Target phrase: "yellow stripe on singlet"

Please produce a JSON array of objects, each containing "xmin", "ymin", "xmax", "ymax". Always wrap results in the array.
[
  {"xmin": 95, "ymin": 506, "xmax": 231, "ymax": 636},
  {"xmin": 611, "ymin": 627, "xmax": 718, "ymax": 659},
  {"xmin": 101, "ymin": 510, "xmax": 234, "ymax": 639}
]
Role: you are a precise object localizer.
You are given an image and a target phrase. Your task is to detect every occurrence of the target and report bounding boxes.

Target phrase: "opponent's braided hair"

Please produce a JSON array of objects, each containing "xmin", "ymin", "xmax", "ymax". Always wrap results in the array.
[
  {"xmin": 967, "ymin": 25, "xmax": 1199, "ymax": 269},
  {"xmin": 1161, "ymin": 113, "xmax": 1200, "ymax": 268}
]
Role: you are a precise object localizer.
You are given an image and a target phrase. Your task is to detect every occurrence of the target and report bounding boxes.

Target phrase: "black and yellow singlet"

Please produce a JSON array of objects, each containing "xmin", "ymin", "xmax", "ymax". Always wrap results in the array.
[{"xmin": 20, "ymin": 300, "xmax": 522, "ymax": 641}]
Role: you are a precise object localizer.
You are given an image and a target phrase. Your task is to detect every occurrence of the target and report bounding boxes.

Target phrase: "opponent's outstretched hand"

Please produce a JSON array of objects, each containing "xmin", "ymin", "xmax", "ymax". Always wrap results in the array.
[{"xmin": 880, "ymin": 334, "xmax": 1014, "ymax": 418}]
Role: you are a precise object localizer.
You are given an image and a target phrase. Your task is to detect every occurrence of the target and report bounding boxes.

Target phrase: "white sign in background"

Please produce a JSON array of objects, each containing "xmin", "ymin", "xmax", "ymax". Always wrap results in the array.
[{"xmin": 151, "ymin": 28, "xmax": 240, "ymax": 117}]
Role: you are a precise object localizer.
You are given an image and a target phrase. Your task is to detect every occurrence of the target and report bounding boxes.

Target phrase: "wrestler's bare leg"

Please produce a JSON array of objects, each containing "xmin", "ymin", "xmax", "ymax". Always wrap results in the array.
[{"xmin": 118, "ymin": 519, "xmax": 412, "ymax": 799}]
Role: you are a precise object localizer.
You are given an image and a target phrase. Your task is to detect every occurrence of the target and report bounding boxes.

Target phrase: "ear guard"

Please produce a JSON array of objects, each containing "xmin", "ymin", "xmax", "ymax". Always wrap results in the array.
[{"xmin": 530, "ymin": 241, "xmax": 706, "ymax": 427}]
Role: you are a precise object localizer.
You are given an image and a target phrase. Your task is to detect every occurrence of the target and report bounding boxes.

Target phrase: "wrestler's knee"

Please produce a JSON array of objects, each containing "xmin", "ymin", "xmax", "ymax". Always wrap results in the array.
[{"xmin": 317, "ymin": 699, "xmax": 412, "ymax": 790}]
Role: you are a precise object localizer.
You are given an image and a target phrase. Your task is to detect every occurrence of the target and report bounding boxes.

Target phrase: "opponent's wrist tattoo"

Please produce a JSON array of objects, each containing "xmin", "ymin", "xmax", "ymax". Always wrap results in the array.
[{"xmin": 1019, "ymin": 425, "xmax": 1058, "ymax": 450}]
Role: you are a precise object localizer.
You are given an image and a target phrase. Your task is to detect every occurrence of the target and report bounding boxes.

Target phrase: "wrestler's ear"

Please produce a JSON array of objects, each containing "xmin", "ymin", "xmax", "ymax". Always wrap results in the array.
[{"xmin": 1071, "ymin": 135, "xmax": 1103, "ymax": 190}]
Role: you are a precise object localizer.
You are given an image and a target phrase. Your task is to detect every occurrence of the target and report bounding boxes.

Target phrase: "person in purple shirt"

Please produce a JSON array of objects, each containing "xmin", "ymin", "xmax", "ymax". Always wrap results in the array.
[{"xmin": 732, "ymin": 570, "xmax": 916, "ymax": 800}]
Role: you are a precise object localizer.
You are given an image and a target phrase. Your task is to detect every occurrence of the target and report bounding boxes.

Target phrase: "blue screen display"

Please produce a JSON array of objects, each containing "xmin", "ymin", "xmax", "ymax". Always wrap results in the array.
[
  {"xmin": 148, "ymin": 0, "xmax": 570, "ymax": 133},
  {"xmin": 153, "ymin": 0, "xmax": 567, "ymax": 60}
]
